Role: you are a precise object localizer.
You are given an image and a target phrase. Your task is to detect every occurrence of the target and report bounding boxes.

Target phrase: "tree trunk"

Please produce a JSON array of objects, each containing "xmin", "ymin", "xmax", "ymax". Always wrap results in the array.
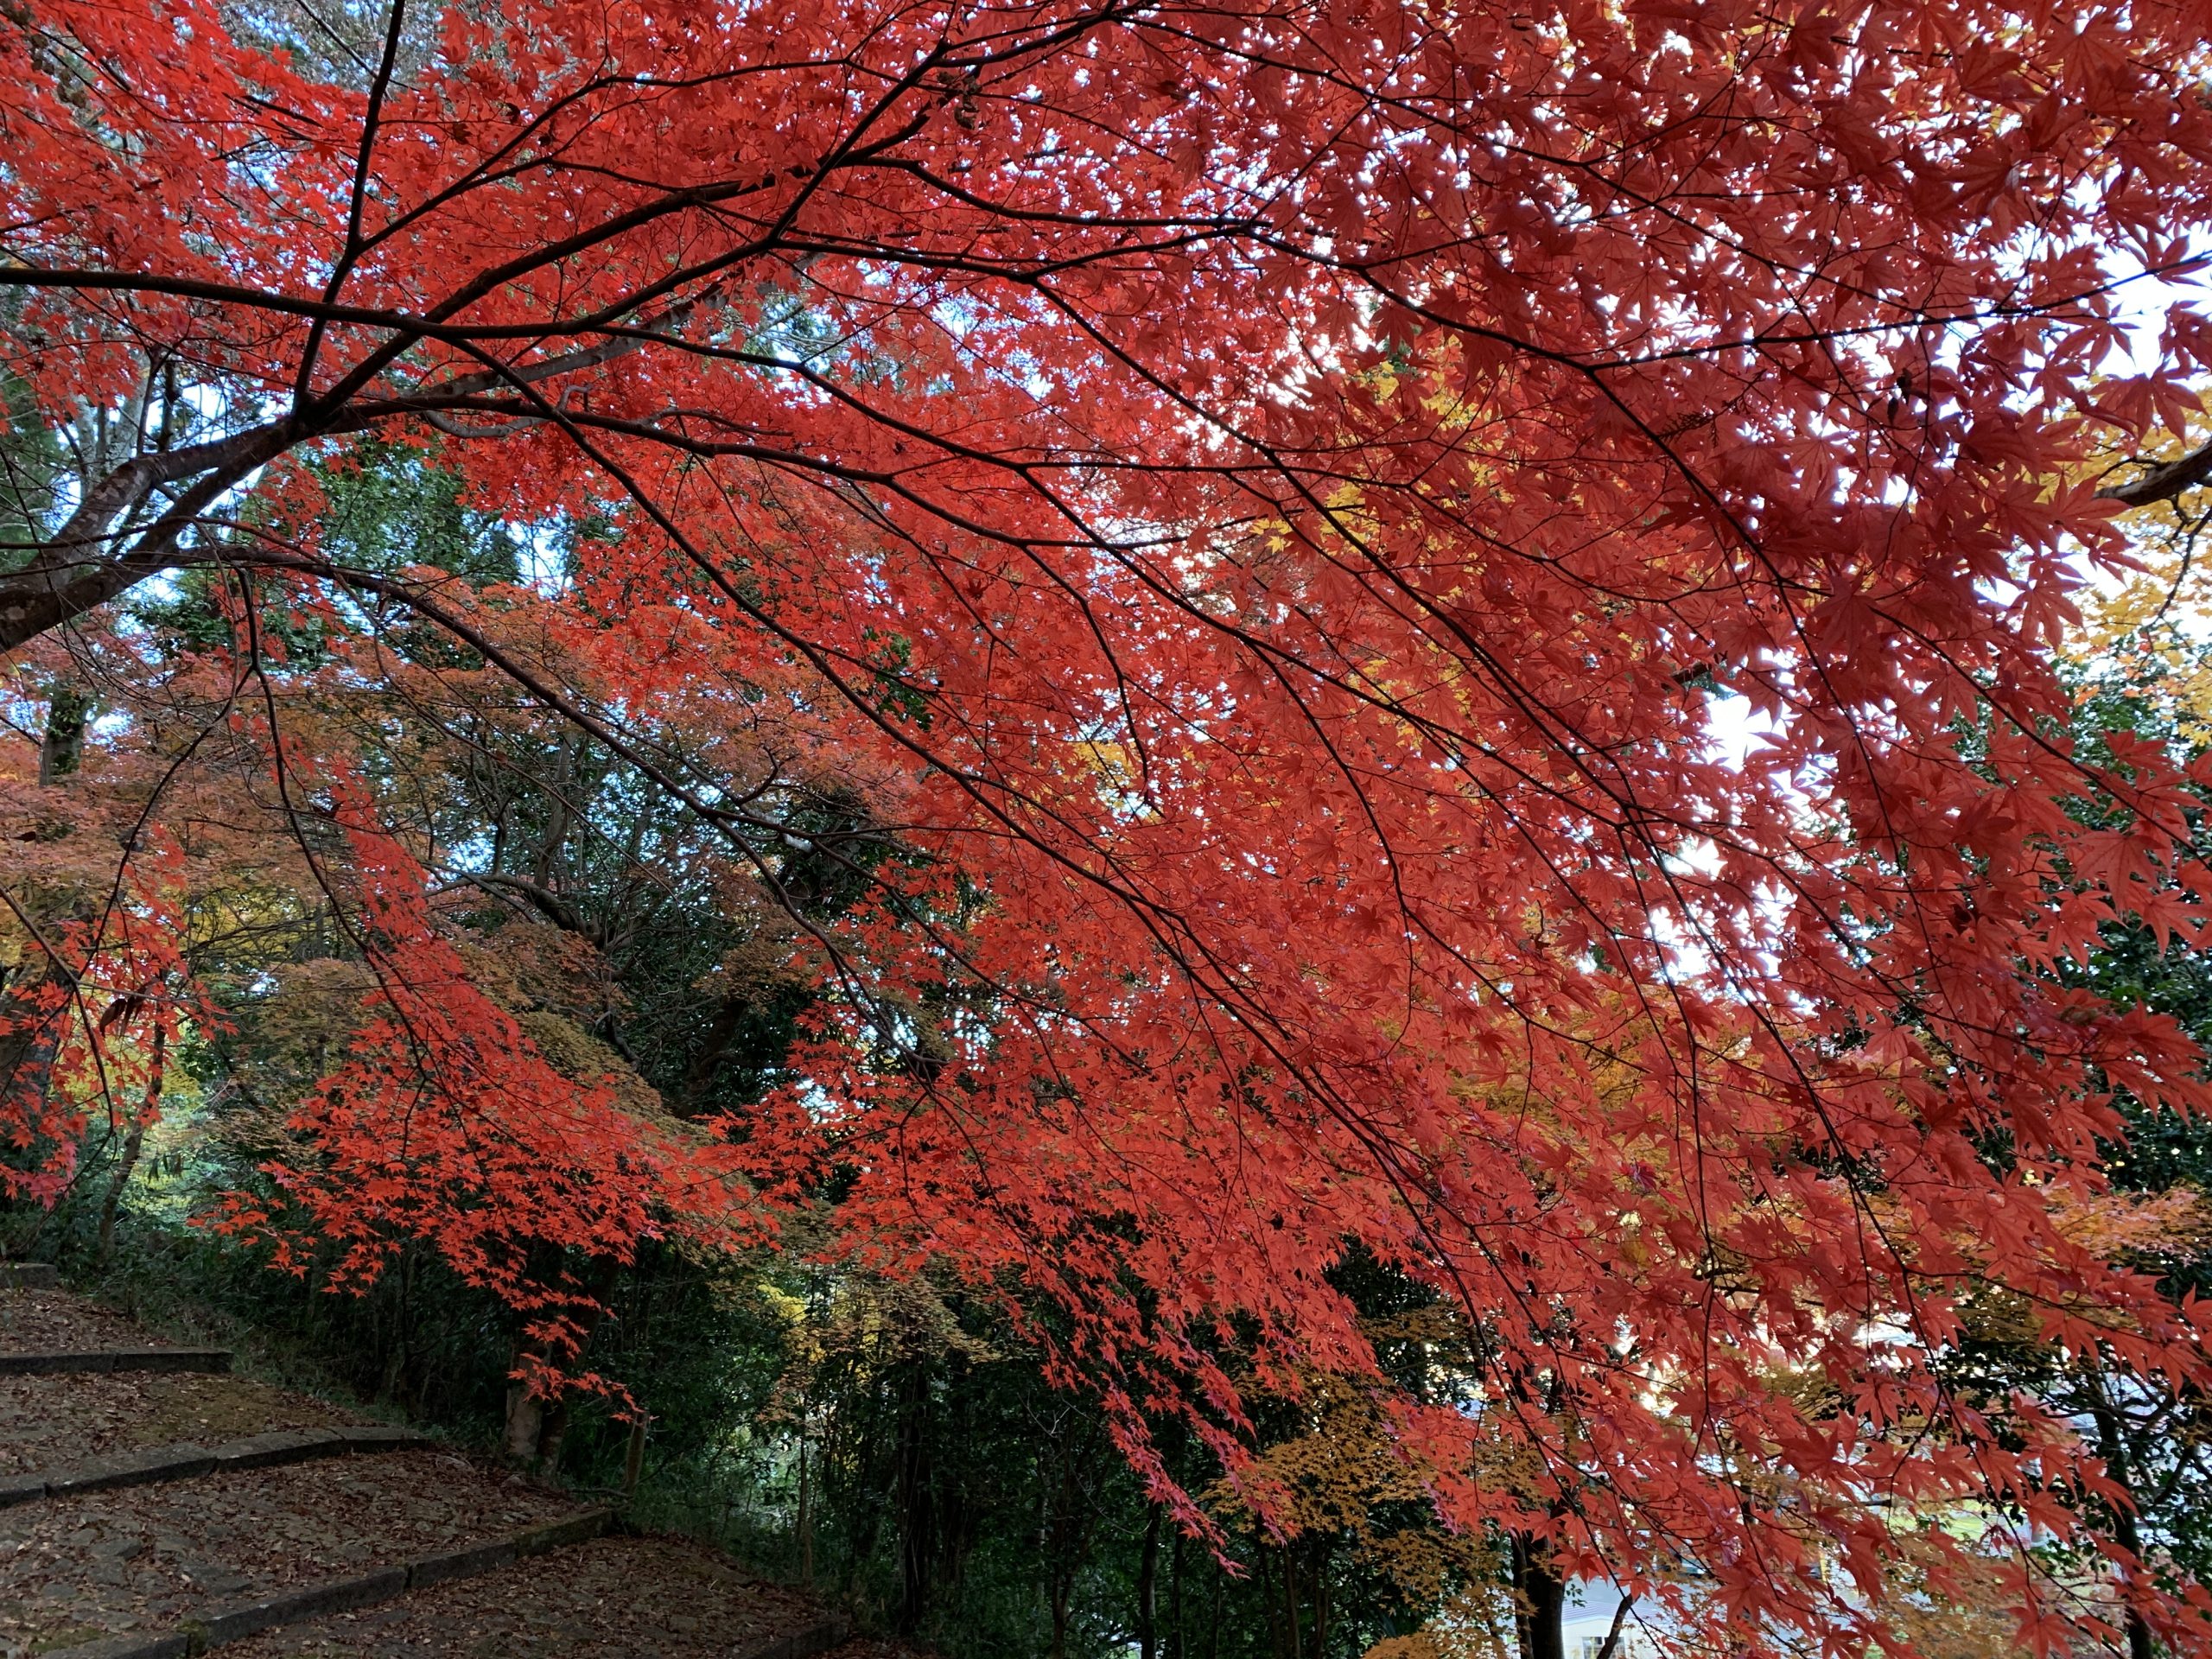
[
  {"xmin": 1258, "ymin": 1543, "xmax": 1281, "ymax": 1659},
  {"xmin": 97, "ymin": 1025, "xmax": 161, "ymax": 1261},
  {"xmin": 797, "ymin": 1431, "xmax": 815, "ymax": 1587},
  {"xmin": 1049, "ymin": 1569, "xmax": 1073, "ymax": 1659},
  {"xmin": 1593, "ymin": 1594, "xmax": 1635, "ymax": 1659},
  {"xmin": 534, "ymin": 1394, "xmax": 574, "ymax": 1475},
  {"xmin": 500, "ymin": 1251, "xmax": 620, "ymax": 1476},
  {"xmin": 1138, "ymin": 1505, "xmax": 1162, "ymax": 1659},
  {"xmin": 2088, "ymin": 1376, "xmax": 2158, "ymax": 1659},
  {"xmin": 896, "ymin": 1363, "xmax": 931, "ymax": 1637},
  {"xmin": 1514, "ymin": 1535, "xmax": 1567, "ymax": 1659},
  {"xmin": 37, "ymin": 683, "xmax": 90, "ymax": 785},
  {"xmin": 1044, "ymin": 1421, "xmax": 1089, "ymax": 1659},
  {"xmin": 501, "ymin": 1367, "xmax": 548, "ymax": 1465},
  {"xmin": 1168, "ymin": 1525, "xmax": 1186, "ymax": 1659},
  {"xmin": 1309, "ymin": 1537, "xmax": 1329, "ymax": 1659}
]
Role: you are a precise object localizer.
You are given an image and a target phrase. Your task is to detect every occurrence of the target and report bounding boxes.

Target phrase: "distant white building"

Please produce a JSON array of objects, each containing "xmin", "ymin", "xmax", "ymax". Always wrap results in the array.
[{"xmin": 1560, "ymin": 1584, "xmax": 1662, "ymax": 1659}]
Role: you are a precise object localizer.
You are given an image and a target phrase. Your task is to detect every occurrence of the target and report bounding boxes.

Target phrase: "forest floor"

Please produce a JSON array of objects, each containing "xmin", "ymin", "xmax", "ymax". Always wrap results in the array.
[{"xmin": 0, "ymin": 1270, "xmax": 918, "ymax": 1659}]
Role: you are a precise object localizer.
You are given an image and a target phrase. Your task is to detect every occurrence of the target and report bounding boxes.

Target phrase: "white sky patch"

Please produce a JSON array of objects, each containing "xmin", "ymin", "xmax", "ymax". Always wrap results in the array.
[{"xmin": 1702, "ymin": 690, "xmax": 1774, "ymax": 771}]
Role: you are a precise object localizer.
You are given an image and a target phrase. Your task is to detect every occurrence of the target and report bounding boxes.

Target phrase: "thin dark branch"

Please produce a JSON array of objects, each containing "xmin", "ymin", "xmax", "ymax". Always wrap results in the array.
[{"xmin": 2101, "ymin": 440, "xmax": 2212, "ymax": 510}]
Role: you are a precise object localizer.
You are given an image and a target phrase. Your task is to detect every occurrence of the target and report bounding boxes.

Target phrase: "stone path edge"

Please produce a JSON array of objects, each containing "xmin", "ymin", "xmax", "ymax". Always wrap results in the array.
[
  {"xmin": 0, "ymin": 1423, "xmax": 432, "ymax": 1510},
  {"xmin": 44, "ymin": 1505, "xmax": 620, "ymax": 1659},
  {"xmin": 0, "ymin": 1346, "xmax": 233, "ymax": 1376}
]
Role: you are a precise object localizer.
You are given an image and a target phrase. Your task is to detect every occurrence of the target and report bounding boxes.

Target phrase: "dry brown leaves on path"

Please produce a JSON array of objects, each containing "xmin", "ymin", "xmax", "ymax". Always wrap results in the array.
[
  {"xmin": 0, "ymin": 1448, "xmax": 569, "ymax": 1655},
  {"xmin": 219, "ymin": 1533, "xmax": 829, "ymax": 1658}
]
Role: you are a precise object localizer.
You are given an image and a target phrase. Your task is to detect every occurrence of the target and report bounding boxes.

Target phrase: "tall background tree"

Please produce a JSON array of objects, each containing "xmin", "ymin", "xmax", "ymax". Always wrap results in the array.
[{"xmin": 5, "ymin": 0, "xmax": 2212, "ymax": 1651}]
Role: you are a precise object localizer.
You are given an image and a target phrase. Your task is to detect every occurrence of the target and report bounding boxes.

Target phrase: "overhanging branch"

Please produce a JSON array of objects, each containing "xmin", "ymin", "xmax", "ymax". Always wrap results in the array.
[{"xmin": 2099, "ymin": 440, "xmax": 2212, "ymax": 510}]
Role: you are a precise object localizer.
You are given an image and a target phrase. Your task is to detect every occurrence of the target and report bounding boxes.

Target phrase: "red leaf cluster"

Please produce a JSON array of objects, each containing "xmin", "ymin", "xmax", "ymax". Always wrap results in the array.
[{"xmin": 3, "ymin": 0, "xmax": 2211, "ymax": 1645}]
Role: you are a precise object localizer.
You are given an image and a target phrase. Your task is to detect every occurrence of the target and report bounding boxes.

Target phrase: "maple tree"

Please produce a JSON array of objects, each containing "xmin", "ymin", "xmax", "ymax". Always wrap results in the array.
[
  {"xmin": 6, "ymin": 0, "xmax": 2212, "ymax": 1651},
  {"xmin": 1920, "ymin": 629, "xmax": 2212, "ymax": 1659}
]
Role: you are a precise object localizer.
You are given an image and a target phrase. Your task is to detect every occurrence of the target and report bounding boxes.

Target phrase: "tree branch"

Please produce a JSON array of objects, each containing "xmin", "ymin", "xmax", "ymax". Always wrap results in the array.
[
  {"xmin": 1594, "ymin": 1593, "xmax": 1636, "ymax": 1659},
  {"xmin": 0, "ymin": 434, "xmax": 289, "ymax": 652},
  {"xmin": 445, "ymin": 871, "xmax": 601, "ymax": 942},
  {"xmin": 29, "ymin": 422, "xmax": 294, "ymax": 572},
  {"xmin": 2099, "ymin": 439, "xmax": 2212, "ymax": 509}
]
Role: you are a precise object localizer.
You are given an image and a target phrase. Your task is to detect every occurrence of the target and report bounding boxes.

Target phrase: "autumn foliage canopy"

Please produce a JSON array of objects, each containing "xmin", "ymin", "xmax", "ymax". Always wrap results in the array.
[{"xmin": 4, "ymin": 0, "xmax": 2212, "ymax": 1647}]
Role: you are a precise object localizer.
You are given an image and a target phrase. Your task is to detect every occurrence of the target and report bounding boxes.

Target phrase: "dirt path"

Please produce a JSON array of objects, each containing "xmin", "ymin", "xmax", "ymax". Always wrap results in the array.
[{"xmin": 1, "ymin": 1273, "xmax": 851, "ymax": 1659}]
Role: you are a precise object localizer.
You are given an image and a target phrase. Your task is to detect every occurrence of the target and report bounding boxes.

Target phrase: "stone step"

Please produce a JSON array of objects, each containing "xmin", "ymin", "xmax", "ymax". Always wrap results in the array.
[
  {"xmin": 3, "ymin": 1278, "xmax": 855, "ymax": 1659},
  {"xmin": 1, "ymin": 1423, "xmax": 432, "ymax": 1509},
  {"xmin": 43, "ymin": 1507, "xmax": 614, "ymax": 1659},
  {"xmin": 0, "ymin": 1262, "xmax": 59, "ymax": 1290},
  {"xmin": 0, "ymin": 1345, "xmax": 232, "ymax": 1376},
  {"xmin": 209, "ymin": 1528, "xmax": 850, "ymax": 1659},
  {"xmin": 2, "ymin": 1440, "xmax": 581, "ymax": 1655}
]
